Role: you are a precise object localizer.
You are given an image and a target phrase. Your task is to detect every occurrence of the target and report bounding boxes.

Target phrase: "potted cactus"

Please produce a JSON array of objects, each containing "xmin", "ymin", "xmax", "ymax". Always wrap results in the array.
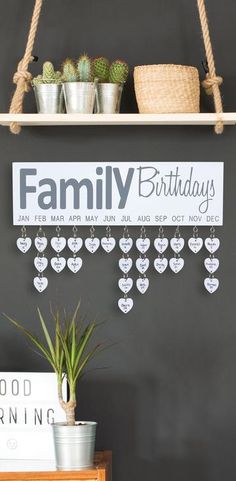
[
  {"xmin": 62, "ymin": 55, "xmax": 97, "ymax": 113},
  {"xmin": 4, "ymin": 302, "xmax": 103, "ymax": 471},
  {"xmin": 93, "ymin": 58, "xmax": 129, "ymax": 113},
  {"xmin": 32, "ymin": 61, "xmax": 64, "ymax": 113}
]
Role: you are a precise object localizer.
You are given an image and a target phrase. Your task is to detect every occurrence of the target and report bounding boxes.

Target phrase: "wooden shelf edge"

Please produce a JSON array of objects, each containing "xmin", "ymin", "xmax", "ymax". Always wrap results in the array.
[{"xmin": 0, "ymin": 113, "xmax": 235, "ymax": 126}]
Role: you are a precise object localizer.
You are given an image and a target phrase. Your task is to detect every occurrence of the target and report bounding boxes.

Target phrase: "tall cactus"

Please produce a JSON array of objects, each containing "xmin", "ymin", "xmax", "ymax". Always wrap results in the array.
[
  {"xmin": 93, "ymin": 57, "xmax": 110, "ymax": 83},
  {"xmin": 77, "ymin": 54, "xmax": 94, "ymax": 82},
  {"xmin": 109, "ymin": 60, "xmax": 129, "ymax": 84},
  {"xmin": 62, "ymin": 58, "xmax": 79, "ymax": 82}
]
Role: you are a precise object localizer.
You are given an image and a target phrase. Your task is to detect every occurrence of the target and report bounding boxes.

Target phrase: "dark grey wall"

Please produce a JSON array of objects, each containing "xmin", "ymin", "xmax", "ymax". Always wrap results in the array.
[{"xmin": 0, "ymin": 1, "xmax": 236, "ymax": 480}]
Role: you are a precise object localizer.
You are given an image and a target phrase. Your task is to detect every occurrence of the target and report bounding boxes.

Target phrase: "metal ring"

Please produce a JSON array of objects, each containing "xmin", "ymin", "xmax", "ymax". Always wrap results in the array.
[
  {"xmin": 56, "ymin": 226, "xmax": 61, "ymax": 234},
  {"xmin": 72, "ymin": 226, "xmax": 78, "ymax": 234}
]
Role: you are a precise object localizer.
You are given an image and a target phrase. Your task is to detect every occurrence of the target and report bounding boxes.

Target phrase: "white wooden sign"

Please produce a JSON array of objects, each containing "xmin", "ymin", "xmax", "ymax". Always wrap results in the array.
[
  {"xmin": 12, "ymin": 162, "xmax": 224, "ymax": 226},
  {"xmin": 0, "ymin": 373, "xmax": 66, "ymax": 461}
]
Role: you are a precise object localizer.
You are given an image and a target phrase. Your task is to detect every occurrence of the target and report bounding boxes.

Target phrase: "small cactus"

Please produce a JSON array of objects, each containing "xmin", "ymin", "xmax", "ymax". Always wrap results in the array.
[
  {"xmin": 109, "ymin": 60, "xmax": 129, "ymax": 84},
  {"xmin": 62, "ymin": 58, "xmax": 79, "ymax": 82},
  {"xmin": 93, "ymin": 57, "xmax": 110, "ymax": 83},
  {"xmin": 32, "ymin": 61, "xmax": 62, "ymax": 86},
  {"xmin": 77, "ymin": 54, "xmax": 94, "ymax": 82}
]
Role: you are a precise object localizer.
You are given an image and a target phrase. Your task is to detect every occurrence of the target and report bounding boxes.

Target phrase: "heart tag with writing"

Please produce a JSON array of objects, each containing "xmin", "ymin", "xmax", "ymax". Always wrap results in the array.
[
  {"xmin": 204, "ymin": 258, "xmax": 219, "ymax": 274},
  {"xmin": 118, "ymin": 277, "xmax": 133, "ymax": 294},
  {"xmin": 205, "ymin": 238, "xmax": 220, "ymax": 254},
  {"xmin": 119, "ymin": 257, "xmax": 132, "ymax": 274},
  {"xmin": 67, "ymin": 237, "xmax": 83, "ymax": 253},
  {"xmin": 154, "ymin": 238, "xmax": 169, "ymax": 254},
  {"xmin": 51, "ymin": 237, "xmax": 66, "ymax": 253},
  {"xmin": 34, "ymin": 256, "xmax": 48, "ymax": 273},
  {"xmin": 101, "ymin": 237, "xmax": 116, "ymax": 253},
  {"xmin": 170, "ymin": 238, "xmax": 185, "ymax": 254},
  {"xmin": 16, "ymin": 237, "xmax": 32, "ymax": 254},
  {"xmin": 51, "ymin": 257, "xmax": 66, "ymax": 273},
  {"xmin": 33, "ymin": 276, "xmax": 48, "ymax": 293},
  {"xmin": 136, "ymin": 258, "xmax": 149, "ymax": 274},
  {"xmin": 34, "ymin": 236, "xmax": 47, "ymax": 253},
  {"xmin": 118, "ymin": 297, "xmax": 134, "ymax": 314},
  {"xmin": 67, "ymin": 257, "xmax": 83, "ymax": 273},
  {"xmin": 136, "ymin": 238, "xmax": 150, "ymax": 254},
  {"xmin": 119, "ymin": 237, "xmax": 133, "ymax": 254},
  {"xmin": 85, "ymin": 237, "xmax": 100, "ymax": 253},
  {"xmin": 204, "ymin": 277, "xmax": 219, "ymax": 294},
  {"xmin": 169, "ymin": 257, "xmax": 184, "ymax": 274},
  {"xmin": 154, "ymin": 257, "xmax": 168, "ymax": 274},
  {"xmin": 136, "ymin": 277, "xmax": 149, "ymax": 294},
  {"xmin": 188, "ymin": 237, "xmax": 203, "ymax": 254}
]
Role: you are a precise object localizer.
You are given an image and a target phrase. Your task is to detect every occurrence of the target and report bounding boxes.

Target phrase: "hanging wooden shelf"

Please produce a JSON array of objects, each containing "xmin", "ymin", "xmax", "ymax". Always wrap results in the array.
[{"xmin": 0, "ymin": 113, "xmax": 236, "ymax": 127}]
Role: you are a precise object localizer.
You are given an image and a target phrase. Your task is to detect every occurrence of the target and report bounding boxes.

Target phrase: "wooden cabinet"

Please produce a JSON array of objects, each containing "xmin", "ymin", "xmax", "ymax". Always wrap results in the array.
[{"xmin": 0, "ymin": 451, "xmax": 112, "ymax": 481}]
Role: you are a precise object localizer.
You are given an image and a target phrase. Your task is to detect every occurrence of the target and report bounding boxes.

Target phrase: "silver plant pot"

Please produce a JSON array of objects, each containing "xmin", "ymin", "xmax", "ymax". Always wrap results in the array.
[
  {"xmin": 63, "ymin": 82, "xmax": 97, "ymax": 114},
  {"xmin": 33, "ymin": 83, "xmax": 65, "ymax": 114},
  {"xmin": 95, "ymin": 83, "xmax": 123, "ymax": 113},
  {"xmin": 52, "ymin": 421, "xmax": 97, "ymax": 471}
]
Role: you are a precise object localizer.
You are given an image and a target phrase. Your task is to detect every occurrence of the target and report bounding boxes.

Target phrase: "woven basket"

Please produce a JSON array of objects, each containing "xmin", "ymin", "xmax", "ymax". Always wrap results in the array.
[{"xmin": 134, "ymin": 64, "xmax": 200, "ymax": 114}]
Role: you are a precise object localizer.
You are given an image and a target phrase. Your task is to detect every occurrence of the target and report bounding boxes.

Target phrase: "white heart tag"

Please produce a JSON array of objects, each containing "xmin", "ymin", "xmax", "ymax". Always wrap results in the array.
[
  {"xmin": 16, "ymin": 237, "xmax": 32, "ymax": 254},
  {"xmin": 51, "ymin": 257, "xmax": 66, "ymax": 273},
  {"xmin": 204, "ymin": 277, "xmax": 219, "ymax": 294},
  {"xmin": 169, "ymin": 257, "xmax": 184, "ymax": 273},
  {"xmin": 101, "ymin": 237, "xmax": 116, "ymax": 253},
  {"xmin": 67, "ymin": 237, "xmax": 83, "ymax": 253},
  {"xmin": 118, "ymin": 277, "xmax": 133, "ymax": 294},
  {"xmin": 204, "ymin": 258, "xmax": 219, "ymax": 274},
  {"xmin": 118, "ymin": 298, "xmax": 134, "ymax": 314},
  {"xmin": 154, "ymin": 238, "xmax": 169, "ymax": 254},
  {"xmin": 51, "ymin": 237, "xmax": 66, "ymax": 253},
  {"xmin": 170, "ymin": 237, "xmax": 185, "ymax": 254},
  {"xmin": 136, "ymin": 277, "xmax": 149, "ymax": 294},
  {"xmin": 34, "ymin": 256, "xmax": 48, "ymax": 273},
  {"xmin": 136, "ymin": 238, "xmax": 150, "ymax": 254},
  {"xmin": 34, "ymin": 236, "xmax": 47, "ymax": 253},
  {"xmin": 85, "ymin": 237, "xmax": 100, "ymax": 253},
  {"xmin": 205, "ymin": 237, "xmax": 220, "ymax": 254},
  {"xmin": 188, "ymin": 237, "xmax": 203, "ymax": 254},
  {"xmin": 67, "ymin": 257, "xmax": 83, "ymax": 273},
  {"xmin": 119, "ymin": 237, "xmax": 133, "ymax": 253},
  {"xmin": 33, "ymin": 276, "xmax": 48, "ymax": 293},
  {"xmin": 154, "ymin": 257, "xmax": 168, "ymax": 274},
  {"xmin": 136, "ymin": 258, "xmax": 149, "ymax": 274},
  {"xmin": 119, "ymin": 257, "xmax": 132, "ymax": 274}
]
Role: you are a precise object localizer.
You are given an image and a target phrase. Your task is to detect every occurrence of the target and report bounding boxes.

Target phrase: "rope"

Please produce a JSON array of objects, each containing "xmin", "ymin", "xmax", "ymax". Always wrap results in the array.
[
  {"xmin": 9, "ymin": 0, "xmax": 43, "ymax": 134},
  {"xmin": 197, "ymin": 0, "xmax": 224, "ymax": 134}
]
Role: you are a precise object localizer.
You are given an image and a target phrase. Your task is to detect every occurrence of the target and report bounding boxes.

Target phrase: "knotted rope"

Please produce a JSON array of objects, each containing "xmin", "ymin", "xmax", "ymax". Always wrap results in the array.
[
  {"xmin": 9, "ymin": 0, "xmax": 43, "ymax": 134},
  {"xmin": 197, "ymin": 0, "xmax": 224, "ymax": 134}
]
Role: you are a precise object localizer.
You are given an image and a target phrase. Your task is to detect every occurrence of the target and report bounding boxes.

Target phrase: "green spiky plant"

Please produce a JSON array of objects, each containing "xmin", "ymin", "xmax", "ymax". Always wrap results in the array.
[
  {"xmin": 32, "ymin": 61, "xmax": 62, "ymax": 86},
  {"xmin": 77, "ymin": 54, "xmax": 94, "ymax": 82},
  {"xmin": 109, "ymin": 60, "xmax": 129, "ymax": 84},
  {"xmin": 4, "ymin": 303, "xmax": 102, "ymax": 426},
  {"xmin": 93, "ymin": 57, "xmax": 110, "ymax": 83},
  {"xmin": 62, "ymin": 58, "xmax": 79, "ymax": 82}
]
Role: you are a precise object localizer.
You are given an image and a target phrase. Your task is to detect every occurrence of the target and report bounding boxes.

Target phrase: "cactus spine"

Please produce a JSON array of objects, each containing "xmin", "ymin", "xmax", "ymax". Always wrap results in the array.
[
  {"xmin": 93, "ymin": 57, "xmax": 110, "ymax": 83},
  {"xmin": 62, "ymin": 58, "xmax": 79, "ymax": 82},
  {"xmin": 32, "ymin": 61, "xmax": 62, "ymax": 85},
  {"xmin": 77, "ymin": 54, "xmax": 94, "ymax": 82},
  {"xmin": 109, "ymin": 60, "xmax": 129, "ymax": 84}
]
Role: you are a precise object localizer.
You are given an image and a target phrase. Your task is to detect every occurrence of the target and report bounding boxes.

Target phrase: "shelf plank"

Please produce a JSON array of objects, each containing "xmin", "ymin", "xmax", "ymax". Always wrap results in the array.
[{"xmin": 0, "ymin": 113, "xmax": 235, "ymax": 126}]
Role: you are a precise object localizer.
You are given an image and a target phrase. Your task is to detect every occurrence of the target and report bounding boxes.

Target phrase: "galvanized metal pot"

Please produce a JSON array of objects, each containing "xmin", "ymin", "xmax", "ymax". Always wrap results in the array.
[
  {"xmin": 52, "ymin": 421, "xmax": 97, "ymax": 471},
  {"xmin": 33, "ymin": 84, "xmax": 64, "ymax": 114},
  {"xmin": 63, "ymin": 82, "xmax": 97, "ymax": 114},
  {"xmin": 95, "ymin": 83, "xmax": 123, "ymax": 113}
]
